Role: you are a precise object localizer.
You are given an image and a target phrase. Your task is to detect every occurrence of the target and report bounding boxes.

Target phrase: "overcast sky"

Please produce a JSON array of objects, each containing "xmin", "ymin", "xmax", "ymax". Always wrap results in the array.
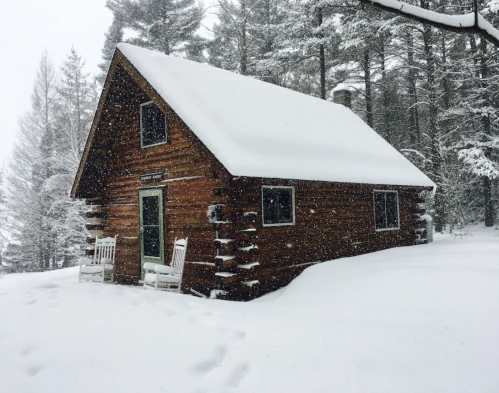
[{"xmin": 0, "ymin": 0, "xmax": 112, "ymax": 168}]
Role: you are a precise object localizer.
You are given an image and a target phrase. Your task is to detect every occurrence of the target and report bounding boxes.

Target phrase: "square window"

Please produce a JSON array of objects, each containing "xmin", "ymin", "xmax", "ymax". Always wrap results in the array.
[
  {"xmin": 374, "ymin": 191, "xmax": 399, "ymax": 231},
  {"xmin": 140, "ymin": 101, "xmax": 167, "ymax": 147},
  {"xmin": 262, "ymin": 186, "xmax": 295, "ymax": 226}
]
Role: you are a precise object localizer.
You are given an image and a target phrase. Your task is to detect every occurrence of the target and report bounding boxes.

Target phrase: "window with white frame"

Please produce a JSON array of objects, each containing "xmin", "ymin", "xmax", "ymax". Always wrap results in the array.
[
  {"xmin": 140, "ymin": 101, "xmax": 167, "ymax": 147},
  {"xmin": 374, "ymin": 190, "xmax": 400, "ymax": 231},
  {"xmin": 262, "ymin": 186, "xmax": 295, "ymax": 226}
]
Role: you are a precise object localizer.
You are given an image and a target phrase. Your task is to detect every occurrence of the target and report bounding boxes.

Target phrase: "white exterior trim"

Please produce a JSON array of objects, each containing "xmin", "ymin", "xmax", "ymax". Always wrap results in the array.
[
  {"xmin": 373, "ymin": 189, "xmax": 400, "ymax": 232},
  {"xmin": 161, "ymin": 176, "xmax": 203, "ymax": 183},
  {"xmin": 139, "ymin": 188, "xmax": 165, "ymax": 265},
  {"xmin": 140, "ymin": 100, "xmax": 168, "ymax": 148},
  {"xmin": 261, "ymin": 185, "xmax": 296, "ymax": 227}
]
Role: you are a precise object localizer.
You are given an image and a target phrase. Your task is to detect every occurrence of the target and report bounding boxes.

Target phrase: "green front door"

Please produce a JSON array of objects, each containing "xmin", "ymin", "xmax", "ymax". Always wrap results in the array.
[{"xmin": 139, "ymin": 189, "xmax": 165, "ymax": 266}]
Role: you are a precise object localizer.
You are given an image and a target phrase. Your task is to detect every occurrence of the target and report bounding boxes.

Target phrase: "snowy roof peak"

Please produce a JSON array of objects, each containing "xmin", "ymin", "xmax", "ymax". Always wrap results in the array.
[{"xmin": 117, "ymin": 43, "xmax": 435, "ymax": 188}]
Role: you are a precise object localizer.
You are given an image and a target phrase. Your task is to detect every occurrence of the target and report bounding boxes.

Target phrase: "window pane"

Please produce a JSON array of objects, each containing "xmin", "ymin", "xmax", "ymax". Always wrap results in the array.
[
  {"xmin": 263, "ymin": 188, "xmax": 278, "ymax": 224},
  {"xmin": 143, "ymin": 226, "xmax": 160, "ymax": 257},
  {"xmin": 374, "ymin": 192, "xmax": 386, "ymax": 230},
  {"xmin": 262, "ymin": 187, "xmax": 293, "ymax": 225},
  {"xmin": 142, "ymin": 196, "xmax": 159, "ymax": 226},
  {"xmin": 386, "ymin": 192, "xmax": 399, "ymax": 228},
  {"xmin": 141, "ymin": 103, "xmax": 167, "ymax": 146},
  {"xmin": 277, "ymin": 189, "xmax": 292, "ymax": 223}
]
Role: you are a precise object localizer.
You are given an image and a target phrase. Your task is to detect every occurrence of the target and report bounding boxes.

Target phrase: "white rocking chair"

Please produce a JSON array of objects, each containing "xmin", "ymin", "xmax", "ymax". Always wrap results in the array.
[
  {"xmin": 143, "ymin": 238, "xmax": 188, "ymax": 292},
  {"xmin": 79, "ymin": 235, "xmax": 117, "ymax": 283}
]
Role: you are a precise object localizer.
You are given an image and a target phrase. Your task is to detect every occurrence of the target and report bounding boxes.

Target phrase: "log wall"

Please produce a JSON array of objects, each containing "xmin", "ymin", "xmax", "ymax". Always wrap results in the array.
[
  {"xmin": 78, "ymin": 54, "xmax": 431, "ymax": 301},
  {"xmin": 214, "ymin": 178, "xmax": 428, "ymax": 299},
  {"xmin": 88, "ymin": 64, "xmax": 225, "ymax": 289}
]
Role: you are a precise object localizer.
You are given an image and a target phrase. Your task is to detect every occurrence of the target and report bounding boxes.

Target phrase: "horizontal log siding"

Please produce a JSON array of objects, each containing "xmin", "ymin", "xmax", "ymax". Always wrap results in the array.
[
  {"xmin": 229, "ymin": 178, "xmax": 425, "ymax": 297},
  {"xmin": 93, "ymin": 65, "xmax": 223, "ymax": 289},
  {"xmin": 78, "ymin": 55, "xmax": 430, "ymax": 300}
]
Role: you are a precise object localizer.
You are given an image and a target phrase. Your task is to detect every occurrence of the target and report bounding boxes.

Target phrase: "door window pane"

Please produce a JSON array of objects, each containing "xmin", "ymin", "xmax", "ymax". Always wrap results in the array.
[
  {"xmin": 143, "ymin": 226, "xmax": 160, "ymax": 257},
  {"xmin": 143, "ymin": 196, "xmax": 159, "ymax": 226},
  {"xmin": 141, "ymin": 191, "xmax": 163, "ymax": 260}
]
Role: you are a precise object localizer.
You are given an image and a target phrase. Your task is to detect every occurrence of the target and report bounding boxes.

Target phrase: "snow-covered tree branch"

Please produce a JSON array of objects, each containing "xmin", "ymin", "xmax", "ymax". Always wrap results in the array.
[{"xmin": 359, "ymin": 0, "xmax": 499, "ymax": 46}]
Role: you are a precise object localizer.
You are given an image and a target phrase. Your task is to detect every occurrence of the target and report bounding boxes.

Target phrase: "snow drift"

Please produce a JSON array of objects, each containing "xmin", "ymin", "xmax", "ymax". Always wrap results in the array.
[{"xmin": 1, "ymin": 226, "xmax": 498, "ymax": 393}]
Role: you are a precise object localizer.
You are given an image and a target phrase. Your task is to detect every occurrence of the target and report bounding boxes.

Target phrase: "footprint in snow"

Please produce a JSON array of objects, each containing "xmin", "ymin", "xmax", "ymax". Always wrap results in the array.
[
  {"xmin": 190, "ymin": 345, "xmax": 227, "ymax": 375},
  {"xmin": 225, "ymin": 362, "xmax": 250, "ymax": 388},
  {"xmin": 36, "ymin": 283, "xmax": 59, "ymax": 290},
  {"xmin": 20, "ymin": 344, "xmax": 37, "ymax": 357},
  {"xmin": 25, "ymin": 298, "xmax": 37, "ymax": 306},
  {"xmin": 163, "ymin": 309, "xmax": 176, "ymax": 317},
  {"xmin": 26, "ymin": 364, "xmax": 43, "ymax": 377},
  {"xmin": 232, "ymin": 330, "xmax": 246, "ymax": 340}
]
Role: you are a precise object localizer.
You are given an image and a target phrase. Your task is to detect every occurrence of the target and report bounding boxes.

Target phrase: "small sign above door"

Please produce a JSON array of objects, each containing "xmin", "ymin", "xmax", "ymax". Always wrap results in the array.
[{"xmin": 140, "ymin": 171, "xmax": 165, "ymax": 182}]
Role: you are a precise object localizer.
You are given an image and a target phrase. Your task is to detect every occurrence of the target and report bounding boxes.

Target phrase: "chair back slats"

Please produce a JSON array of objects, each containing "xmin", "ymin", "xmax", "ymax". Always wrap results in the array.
[
  {"xmin": 93, "ymin": 236, "xmax": 117, "ymax": 266},
  {"xmin": 170, "ymin": 238, "xmax": 188, "ymax": 276},
  {"xmin": 142, "ymin": 237, "xmax": 188, "ymax": 292},
  {"xmin": 79, "ymin": 235, "xmax": 117, "ymax": 283}
]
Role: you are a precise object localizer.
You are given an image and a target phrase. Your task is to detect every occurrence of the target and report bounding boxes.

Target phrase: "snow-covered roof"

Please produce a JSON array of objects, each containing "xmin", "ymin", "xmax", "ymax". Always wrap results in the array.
[{"xmin": 117, "ymin": 43, "xmax": 435, "ymax": 188}]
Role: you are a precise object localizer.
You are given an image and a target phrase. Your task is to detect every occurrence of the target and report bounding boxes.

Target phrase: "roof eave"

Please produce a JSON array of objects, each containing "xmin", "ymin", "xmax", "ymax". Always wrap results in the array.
[{"xmin": 70, "ymin": 48, "xmax": 124, "ymax": 199}]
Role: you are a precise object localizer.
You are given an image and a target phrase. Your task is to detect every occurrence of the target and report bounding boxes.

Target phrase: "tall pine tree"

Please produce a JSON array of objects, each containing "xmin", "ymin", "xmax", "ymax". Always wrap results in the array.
[
  {"xmin": 107, "ymin": 0, "xmax": 204, "ymax": 55},
  {"xmin": 7, "ymin": 53, "xmax": 58, "ymax": 269}
]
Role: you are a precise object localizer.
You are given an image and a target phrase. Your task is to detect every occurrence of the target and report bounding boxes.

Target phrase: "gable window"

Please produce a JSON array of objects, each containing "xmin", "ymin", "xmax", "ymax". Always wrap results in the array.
[
  {"xmin": 140, "ymin": 101, "xmax": 167, "ymax": 147},
  {"xmin": 374, "ymin": 190, "xmax": 400, "ymax": 231},
  {"xmin": 262, "ymin": 186, "xmax": 295, "ymax": 226}
]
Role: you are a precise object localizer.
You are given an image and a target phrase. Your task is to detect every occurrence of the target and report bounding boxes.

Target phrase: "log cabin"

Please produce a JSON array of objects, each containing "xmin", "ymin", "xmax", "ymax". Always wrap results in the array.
[{"xmin": 71, "ymin": 43, "xmax": 435, "ymax": 300}]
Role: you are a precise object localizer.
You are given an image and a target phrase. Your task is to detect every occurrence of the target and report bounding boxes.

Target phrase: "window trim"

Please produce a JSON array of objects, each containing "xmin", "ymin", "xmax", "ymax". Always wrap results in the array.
[
  {"xmin": 373, "ymin": 189, "xmax": 400, "ymax": 232},
  {"xmin": 140, "ymin": 100, "xmax": 168, "ymax": 149},
  {"xmin": 261, "ymin": 185, "xmax": 296, "ymax": 227}
]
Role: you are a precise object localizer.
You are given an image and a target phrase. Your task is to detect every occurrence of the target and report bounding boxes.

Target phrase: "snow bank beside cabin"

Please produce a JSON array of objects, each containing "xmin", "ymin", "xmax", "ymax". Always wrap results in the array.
[{"xmin": 1, "ymin": 226, "xmax": 499, "ymax": 393}]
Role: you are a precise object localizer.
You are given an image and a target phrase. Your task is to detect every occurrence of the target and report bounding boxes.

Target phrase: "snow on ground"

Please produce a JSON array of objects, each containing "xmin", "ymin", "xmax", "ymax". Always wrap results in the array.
[{"xmin": 1, "ymin": 226, "xmax": 499, "ymax": 393}]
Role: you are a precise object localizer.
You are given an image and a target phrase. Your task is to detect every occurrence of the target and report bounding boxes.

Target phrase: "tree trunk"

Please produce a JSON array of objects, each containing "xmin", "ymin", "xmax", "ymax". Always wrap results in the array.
[
  {"xmin": 422, "ymin": 20, "xmax": 445, "ymax": 232},
  {"xmin": 363, "ymin": 47, "xmax": 374, "ymax": 127},
  {"xmin": 317, "ymin": 8, "xmax": 326, "ymax": 99},
  {"xmin": 440, "ymin": 33, "xmax": 451, "ymax": 110},
  {"xmin": 479, "ymin": 38, "xmax": 495, "ymax": 227},
  {"xmin": 240, "ymin": 0, "xmax": 248, "ymax": 75},
  {"xmin": 379, "ymin": 38, "xmax": 391, "ymax": 143},
  {"xmin": 406, "ymin": 30, "xmax": 420, "ymax": 145},
  {"xmin": 261, "ymin": 0, "xmax": 275, "ymax": 83}
]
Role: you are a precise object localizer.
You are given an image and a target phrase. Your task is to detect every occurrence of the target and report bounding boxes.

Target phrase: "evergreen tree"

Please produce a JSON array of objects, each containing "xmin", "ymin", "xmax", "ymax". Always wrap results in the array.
[
  {"xmin": 97, "ymin": 13, "xmax": 125, "ymax": 84},
  {"xmin": 52, "ymin": 48, "xmax": 97, "ymax": 266},
  {"xmin": 208, "ymin": 0, "xmax": 250, "ymax": 73},
  {"xmin": 6, "ymin": 49, "xmax": 96, "ymax": 270},
  {"xmin": 445, "ymin": 35, "xmax": 499, "ymax": 226},
  {"xmin": 0, "ymin": 169, "xmax": 7, "ymax": 252},
  {"xmin": 257, "ymin": 0, "xmax": 341, "ymax": 95},
  {"xmin": 7, "ymin": 52, "xmax": 58, "ymax": 269},
  {"xmin": 107, "ymin": 0, "xmax": 204, "ymax": 55},
  {"xmin": 208, "ymin": 0, "xmax": 293, "ymax": 83}
]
